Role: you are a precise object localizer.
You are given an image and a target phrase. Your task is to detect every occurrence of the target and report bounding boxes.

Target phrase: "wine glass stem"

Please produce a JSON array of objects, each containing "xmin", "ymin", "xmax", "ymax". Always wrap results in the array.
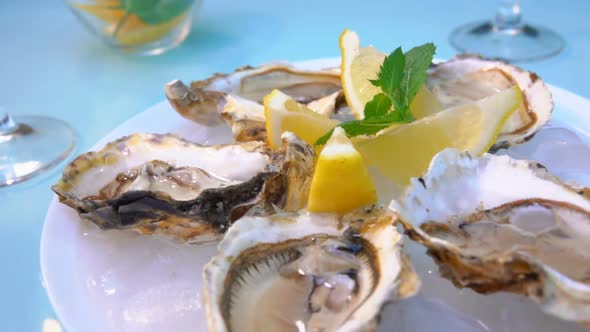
[
  {"xmin": 0, "ymin": 110, "xmax": 17, "ymax": 135},
  {"xmin": 495, "ymin": 0, "xmax": 522, "ymax": 31}
]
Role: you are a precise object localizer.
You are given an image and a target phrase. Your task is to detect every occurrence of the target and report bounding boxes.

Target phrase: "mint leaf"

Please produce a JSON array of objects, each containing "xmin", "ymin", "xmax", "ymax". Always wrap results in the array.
[
  {"xmin": 315, "ymin": 119, "xmax": 393, "ymax": 146},
  {"xmin": 120, "ymin": 0, "xmax": 193, "ymax": 25},
  {"xmin": 373, "ymin": 107, "xmax": 414, "ymax": 123},
  {"xmin": 315, "ymin": 42, "xmax": 434, "ymax": 146},
  {"xmin": 397, "ymin": 43, "xmax": 436, "ymax": 109},
  {"xmin": 370, "ymin": 47, "xmax": 405, "ymax": 98},
  {"xmin": 315, "ymin": 110, "xmax": 414, "ymax": 146},
  {"xmin": 364, "ymin": 93, "xmax": 392, "ymax": 118}
]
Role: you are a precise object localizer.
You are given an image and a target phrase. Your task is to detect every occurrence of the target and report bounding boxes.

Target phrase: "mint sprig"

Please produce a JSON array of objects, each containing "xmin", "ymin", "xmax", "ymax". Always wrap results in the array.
[
  {"xmin": 370, "ymin": 47, "xmax": 405, "ymax": 100},
  {"xmin": 112, "ymin": 0, "xmax": 193, "ymax": 34},
  {"xmin": 315, "ymin": 42, "xmax": 436, "ymax": 146},
  {"xmin": 397, "ymin": 43, "xmax": 436, "ymax": 109},
  {"xmin": 363, "ymin": 93, "xmax": 392, "ymax": 118}
]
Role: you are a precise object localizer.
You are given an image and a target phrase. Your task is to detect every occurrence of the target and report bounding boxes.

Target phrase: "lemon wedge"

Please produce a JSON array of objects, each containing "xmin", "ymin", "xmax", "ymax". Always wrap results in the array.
[
  {"xmin": 77, "ymin": 0, "xmax": 190, "ymax": 47},
  {"xmin": 340, "ymin": 29, "xmax": 385, "ymax": 119},
  {"xmin": 410, "ymin": 85, "xmax": 444, "ymax": 119},
  {"xmin": 340, "ymin": 29, "xmax": 443, "ymax": 120},
  {"xmin": 103, "ymin": 13, "xmax": 187, "ymax": 47},
  {"xmin": 352, "ymin": 85, "xmax": 523, "ymax": 186},
  {"xmin": 308, "ymin": 127, "xmax": 377, "ymax": 214},
  {"xmin": 264, "ymin": 89, "xmax": 340, "ymax": 149},
  {"xmin": 73, "ymin": 2, "xmax": 126, "ymax": 25}
]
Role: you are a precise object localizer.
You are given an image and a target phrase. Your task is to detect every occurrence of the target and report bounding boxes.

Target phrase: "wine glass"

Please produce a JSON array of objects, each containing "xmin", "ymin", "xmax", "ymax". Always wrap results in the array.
[
  {"xmin": 0, "ymin": 109, "xmax": 76, "ymax": 187},
  {"xmin": 450, "ymin": 0, "xmax": 565, "ymax": 62}
]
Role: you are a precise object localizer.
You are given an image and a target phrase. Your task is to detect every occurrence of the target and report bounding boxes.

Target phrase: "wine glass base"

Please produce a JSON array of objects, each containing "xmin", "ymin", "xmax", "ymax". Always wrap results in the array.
[
  {"xmin": 450, "ymin": 21, "xmax": 565, "ymax": 62},
  {"xmin": 0, "ymin": 116, "xmax": 76, "ymax": 187}
]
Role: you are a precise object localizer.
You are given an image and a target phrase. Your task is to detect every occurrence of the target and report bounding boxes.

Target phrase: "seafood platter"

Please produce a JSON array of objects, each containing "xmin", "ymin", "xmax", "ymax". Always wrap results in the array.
[{"xmin": 42, "ymin": 30, "xmax": 590, "ymax": 331}]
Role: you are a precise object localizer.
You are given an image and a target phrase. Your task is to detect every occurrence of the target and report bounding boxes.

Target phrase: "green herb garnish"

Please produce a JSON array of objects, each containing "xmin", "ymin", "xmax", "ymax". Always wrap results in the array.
[
  {"xmin": 315, "ymin": 43, "xmax": 436, "ymax": 146},
  {"xmin": 111, "ymin": 0, "xmax": 193, "ymax": 37}
]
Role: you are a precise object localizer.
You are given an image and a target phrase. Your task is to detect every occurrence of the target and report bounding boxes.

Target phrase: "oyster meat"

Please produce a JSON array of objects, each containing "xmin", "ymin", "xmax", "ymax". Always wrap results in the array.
[
  {"xmin": 165, "ymin": 63, "xmax": 342, "ymax": 141},
  {"xmin": 52, "ymin": 132, "xmax": 314, "ymax": 243},
  {"xmin": 428, "ymin": 55, "xmax": 553, "ymax": 150},
  {"xmin": 203, "ymin": 208, "xmax": 419, "ymax": 332},
  {"xmin": 391, "ymin": 149, "xmax": 590, "ymax": 324}
]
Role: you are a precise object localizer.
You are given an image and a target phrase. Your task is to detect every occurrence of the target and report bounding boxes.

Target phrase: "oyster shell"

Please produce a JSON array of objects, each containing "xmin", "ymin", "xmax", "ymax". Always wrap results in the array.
[
  {"xmin": 220, "ymin": 89, "xmax": 348, "ymax": 142},
  {"xmin": 391, "ymin": 149, "xmax": 590, "ymax": 324},
  {"xmin": 52, "ymin": 132, "xmax": 314, "ymax": 243},
  {"xmin": 203, "ymin": 208, "xmax": 420, "ymax": 332},
  {"xmin": 165, "ymin": 63, "xmax": 342, "ymax": 137},
  {"xmin": 220, "ymin": 95, "xmax": 266, "ymax": 142},
  {"xmin": 306, "ymin": 90, "xmax": 346, "ymax": 116},
  {"xmin": 428, "ymin": 55, "xmax": 553, "ymax": 150}
]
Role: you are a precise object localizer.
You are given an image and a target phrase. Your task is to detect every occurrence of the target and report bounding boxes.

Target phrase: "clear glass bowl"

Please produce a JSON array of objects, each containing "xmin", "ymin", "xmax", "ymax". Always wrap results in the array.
[{"xmin": 67, "ymin": 0, "xmax": 202, "ymax": 55}]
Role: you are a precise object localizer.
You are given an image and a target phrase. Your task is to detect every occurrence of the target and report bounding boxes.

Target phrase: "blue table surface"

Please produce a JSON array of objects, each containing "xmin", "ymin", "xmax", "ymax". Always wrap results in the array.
[{"xmin": 1, "ymin": 0, "xmax": 589, "ymax": 330}]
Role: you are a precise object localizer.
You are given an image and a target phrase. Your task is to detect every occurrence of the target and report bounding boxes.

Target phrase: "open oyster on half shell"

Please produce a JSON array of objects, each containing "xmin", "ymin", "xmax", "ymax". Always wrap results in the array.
[
  {"xmin": 428, "ymin": 55, "xmax": 553, "ymax": 151},
  {"xmin": 166, "ymin": 56, "xmax": 552, "ymax": 149},
  {"xmin": 52, "ymin": 132, "xmax": 314, "ymax": 243},
  {"xmin": 203, "ymin": 208, "xmax": 420, "ymax": 332},
  {"xmin": 165, "ymin": 63, "xmax": 344, "ymax": 142},
  {"xmin": 391, "ymin": 149, "xmax": 590, "ymax": 325}
]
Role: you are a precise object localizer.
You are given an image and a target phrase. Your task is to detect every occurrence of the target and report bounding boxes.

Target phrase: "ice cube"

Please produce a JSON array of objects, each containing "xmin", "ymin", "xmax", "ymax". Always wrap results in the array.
[
  {"xmin": 75, "ymin": 220, "xmax": 217, "ymax": 332},
  {"xmin": 497, "ymin": 126, "xmax": 590, "ymax": 187}
]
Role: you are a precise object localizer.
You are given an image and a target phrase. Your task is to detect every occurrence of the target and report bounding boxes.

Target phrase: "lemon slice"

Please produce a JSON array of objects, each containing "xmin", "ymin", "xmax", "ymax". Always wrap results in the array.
[
  {"xmin": 340, "ymin": 29, "xmax": 385, "ymax": 119},
  {"xmin": 103, "ymin": 13, "xmax": 188, "ymax": 47},
  {"xmin": 353, "ymin": 85, "xmax": 523, "ymax": 186},
  {"xmin": 410, "ymin": 85, "xmax": 444, "ymax": 119},
  {"xmin": 73, "ymin": 2, "xmax": 126, "ymax": 25},
  {"xmin": 77, "ymin": 0, "xmax": 187, "ymax": 46},
  {"xmin": 264, "ymin": 90, "xmax": 340, "ymax": 149},
  {"xmin": 308, "ymin": 127, "xmax": 377, "ymax": 214},
  {"xmin": 340, "ymin": 29, "xmax": 443, "ymax": 120}
]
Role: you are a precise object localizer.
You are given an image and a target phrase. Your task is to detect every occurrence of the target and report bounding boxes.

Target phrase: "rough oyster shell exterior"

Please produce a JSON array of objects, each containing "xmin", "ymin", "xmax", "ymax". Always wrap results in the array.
[
  {"xmin": 428, "ymin": 55, "xmax": 553, "ymax": 151},
  {"xmin": 165, "ymin": 63, "xmax": 342, "ymax": 140},
  {"xmin": 391, "ymin": 149, "xmax": 590, "ymax": 325},
  {"xmin": 203, "ymin": 208, "xmax": 420, "ymax": 332},
  {"xmin": 52, "ymin": 132, "xmax": 315, "ymax": 243}
]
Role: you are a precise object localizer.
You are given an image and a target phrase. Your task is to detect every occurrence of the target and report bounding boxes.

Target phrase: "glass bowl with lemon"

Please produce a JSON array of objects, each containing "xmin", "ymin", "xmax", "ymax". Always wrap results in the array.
[{"xmin": 67, "ymin": 0, "xmax": 201, "ymax": 55}]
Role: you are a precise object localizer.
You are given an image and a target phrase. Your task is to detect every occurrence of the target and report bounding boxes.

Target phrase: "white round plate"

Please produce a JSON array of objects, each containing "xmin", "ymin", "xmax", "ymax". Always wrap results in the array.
[{"xmin": 41, "ymin": 58, "xmax": 590, "ymax": 332}]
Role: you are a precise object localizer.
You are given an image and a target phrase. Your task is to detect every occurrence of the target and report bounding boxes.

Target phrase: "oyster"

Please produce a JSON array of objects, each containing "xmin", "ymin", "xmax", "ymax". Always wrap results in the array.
[
  {"xmin": 220, "ymin": 90, "xmax": 348, "ymax": 142},
  {"xmin": 428, "ymin": 55, "xmax": 553, "ymax": 150},
  {"xmin": 306, "ymin": 90, "xmax": 346, "ymax": 116},
  {"xmin": 165, "ymin": 63, "xmax": 342, "ymax": 140},
  {"xmin": 220, "ymin": 95, "xmax": 266, "ymax": 142},
  {"xmin": 52, "ymin": 132, "xmax": 314, "ymax": 243},
  {"xmin": 203, "ymin": 209, "xmax": 419, "ymax": 332},
  {"xmin": 391, "ymin": 149, "xmax": 590, "ymax": 324}
]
